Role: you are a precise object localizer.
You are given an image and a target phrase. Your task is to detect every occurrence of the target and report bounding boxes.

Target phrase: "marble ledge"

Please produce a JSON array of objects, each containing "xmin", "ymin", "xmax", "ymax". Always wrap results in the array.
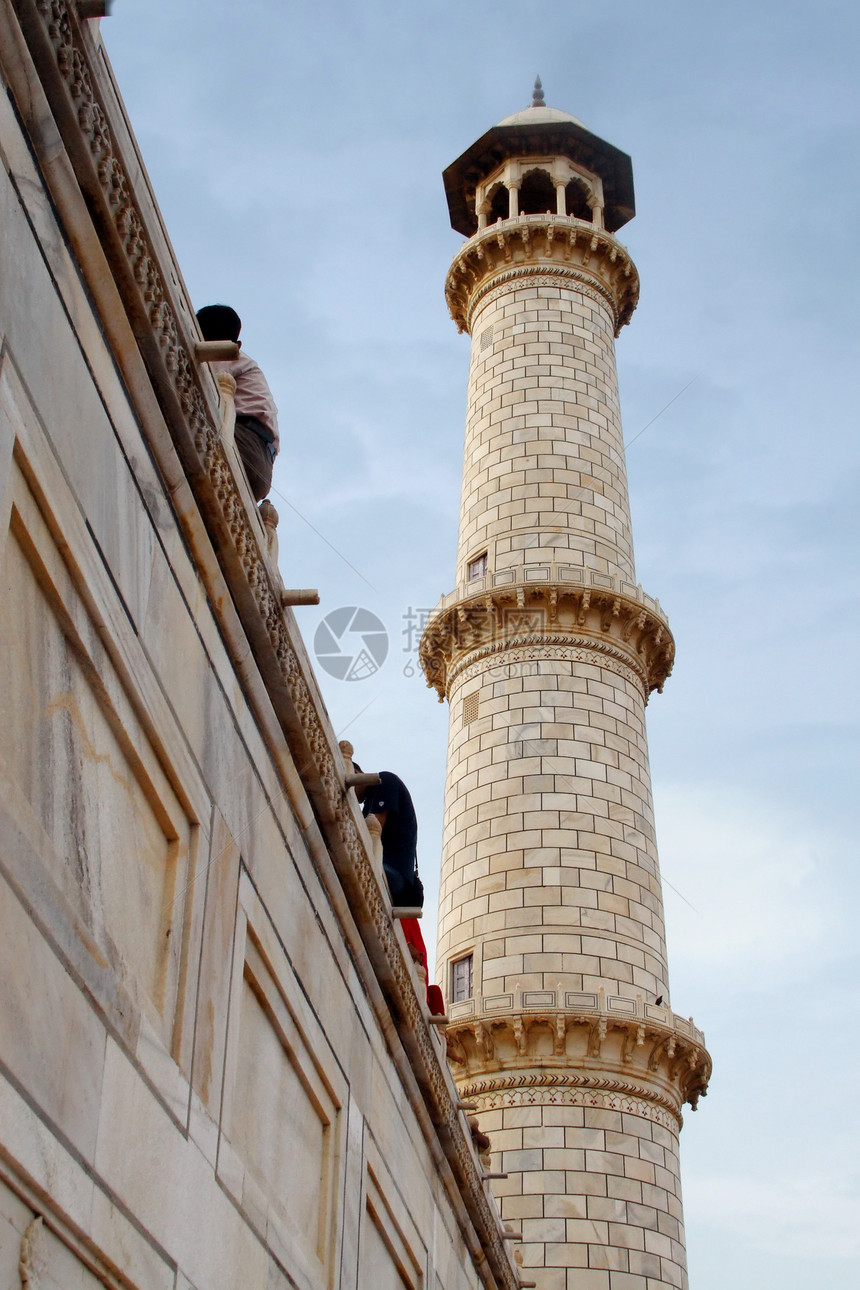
[
  {"xmin": 435, "ymin": 567, "xmax": 666, "ymax": 623},
  {"xmin": 449, "ymin": 989, "xmax": 705, "ymax": 1048}
]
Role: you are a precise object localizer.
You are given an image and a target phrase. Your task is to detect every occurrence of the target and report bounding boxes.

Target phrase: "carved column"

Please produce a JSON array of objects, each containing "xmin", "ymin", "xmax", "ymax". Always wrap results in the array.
[{"xmin": 424, "ymin": 109, "xmax": 710, "ymax": 1290}]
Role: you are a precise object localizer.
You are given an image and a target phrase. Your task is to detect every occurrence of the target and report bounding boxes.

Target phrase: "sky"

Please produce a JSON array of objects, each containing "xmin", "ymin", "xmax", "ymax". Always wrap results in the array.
[{"xmin": 103, "ymin": 3, "xmax": 860, "ymax": 1286}]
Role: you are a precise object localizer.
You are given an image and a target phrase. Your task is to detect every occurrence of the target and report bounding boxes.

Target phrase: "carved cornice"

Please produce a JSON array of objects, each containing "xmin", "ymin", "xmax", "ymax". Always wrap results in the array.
[
  {"xmin": 445, "ymin": 215, "xmax": 639, "ymax": 337},
  {"xmin": 419, "ymin": 579, "xmax": 674, "ymax": 702},
  {"xmin": 446, "ymin": 1008, "xmax": 711, "ymax": 1118},
  {"xmin": 19, "ymin": 0, "xmax": 211, "ymax": 437},
  {"xmin": 7, "ymin": 6, "xmax": 517, "ymax": 1288}
]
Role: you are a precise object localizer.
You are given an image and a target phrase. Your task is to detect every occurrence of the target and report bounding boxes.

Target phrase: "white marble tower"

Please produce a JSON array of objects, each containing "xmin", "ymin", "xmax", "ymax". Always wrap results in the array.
[{"xmin": 421, "ymin": 82, "xmax": 711, "ymax": 1290}]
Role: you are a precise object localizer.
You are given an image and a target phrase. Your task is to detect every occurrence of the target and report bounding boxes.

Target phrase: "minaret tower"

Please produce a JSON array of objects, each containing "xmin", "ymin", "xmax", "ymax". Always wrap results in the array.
[{"xmin": 421, "ymin": 82, "xmax": 711, "ymax": 1289}]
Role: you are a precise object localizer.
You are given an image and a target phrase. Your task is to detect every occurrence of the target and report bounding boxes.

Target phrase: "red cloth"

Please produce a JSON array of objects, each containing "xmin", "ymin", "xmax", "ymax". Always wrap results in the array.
[
  {"xmin": 401, "ymin": 919, "xmax": 445, "ymax": 1014},
  {"xmin": 427, "ymin": 984, "xmax": 446, "ymax": 1016},
  {"xmin": 401, "ymin": 918, "xmax": 428, "ymax": 977}
]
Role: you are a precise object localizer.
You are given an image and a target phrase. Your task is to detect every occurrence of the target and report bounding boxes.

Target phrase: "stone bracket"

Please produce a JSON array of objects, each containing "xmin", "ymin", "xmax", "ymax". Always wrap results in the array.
[
  {"xmin": 420, "ymin": 579, "xmax": 674, "ymax": 701},
  {"xmin": 445, "ymin": 215, "xmax": 639, "ymax": 337},
  {"xmin": 445, "ymin": 1006, "xmax": 711, "ymax": 1115}
]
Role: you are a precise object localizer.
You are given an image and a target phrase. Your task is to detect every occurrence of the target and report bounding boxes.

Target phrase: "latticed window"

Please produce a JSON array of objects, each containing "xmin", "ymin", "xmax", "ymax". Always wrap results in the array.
[
  {"xmin": 467, "ymin": 552, "xmax": 487, "ymax": 580},
  {"xmin": 451, "ymin": 954, "xmax": 473, "ymax": 1002},
  {"xmin": 463, "ymin": 692, "xmax": 480, "ymax": 725}
]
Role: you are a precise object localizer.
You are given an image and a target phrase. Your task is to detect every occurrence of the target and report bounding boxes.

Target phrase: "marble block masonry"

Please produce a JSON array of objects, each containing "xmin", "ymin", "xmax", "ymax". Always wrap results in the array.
[{"xmin": 421, "ymin": 79, "xmax": 712, "ymax": 1290}]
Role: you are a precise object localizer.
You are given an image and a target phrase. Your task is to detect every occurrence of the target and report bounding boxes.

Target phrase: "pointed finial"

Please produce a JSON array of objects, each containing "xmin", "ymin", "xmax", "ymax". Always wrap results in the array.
[{"xmin": 532, "ymin": 75, "xmax": 545, "ymax": 108}]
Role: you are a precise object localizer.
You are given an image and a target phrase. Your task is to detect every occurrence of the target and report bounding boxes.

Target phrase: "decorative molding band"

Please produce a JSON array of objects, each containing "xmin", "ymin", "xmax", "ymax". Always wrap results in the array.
[
  {"xmin": 444, "ymin": 216, "xmax": 639, "ymax": 338},
  {"xmin": 446, "ymin": 636, "xmax": 646, "ymax": 698},
  {"xmin": 445, "ymin": 1008, "xmax": 711, "ymax": 1115},
  {"xmin": 468, "ymin": 267, "xmax": 616, "ymax": 335},
  {"xmin": 458, "ymin": 1076, "xmax": 681, "ymax": 1133},
  {"xmin": 420, "ymin": 581, "xmax": 674, "ymax": 702},
  {"xmin": 8, "ymin": 6, "xmax": 517, "ymax": 1288}
]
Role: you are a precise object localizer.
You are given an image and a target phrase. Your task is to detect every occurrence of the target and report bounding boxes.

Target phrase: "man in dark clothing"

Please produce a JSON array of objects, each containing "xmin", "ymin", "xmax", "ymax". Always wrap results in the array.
[{"xmin": 354, "ymin": 767, "xmax": 423, "ymax": 909}]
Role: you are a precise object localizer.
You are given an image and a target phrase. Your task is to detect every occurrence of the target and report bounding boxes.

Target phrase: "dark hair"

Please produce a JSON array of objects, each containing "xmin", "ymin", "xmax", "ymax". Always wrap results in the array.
[
  {"xmin": 196, "ymin": 304, "xmax": 241, "ymax": 343},
  {"xmin": 351, "ymin": 761, "xmax": 363, "ymax": 774}
]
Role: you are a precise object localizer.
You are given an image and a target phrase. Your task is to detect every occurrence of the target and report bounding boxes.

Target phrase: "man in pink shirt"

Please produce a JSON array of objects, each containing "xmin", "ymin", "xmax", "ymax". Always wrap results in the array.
[{"xmin": 196, "ymin": 304, "xmax": 280, "ymax": 501}]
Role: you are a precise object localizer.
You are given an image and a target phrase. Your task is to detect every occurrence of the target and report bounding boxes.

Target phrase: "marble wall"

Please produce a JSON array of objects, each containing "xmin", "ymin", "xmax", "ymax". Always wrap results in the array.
[{"xmin": 0, "ymin": 7, "xmax": 512, "ymax": 1290}]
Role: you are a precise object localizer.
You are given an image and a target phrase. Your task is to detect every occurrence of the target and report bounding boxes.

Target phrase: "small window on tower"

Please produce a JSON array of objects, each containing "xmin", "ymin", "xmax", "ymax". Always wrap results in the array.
[
  {"xmin": 467, "ymin": 552, "xmax": 487, "ymax": 580},
  {"xmin": 463, "ymin": 692, "xmax": 480, "ymax": 724},
  {"xmin": 451, "ymin": 954, "xmax": 473, "ymax": 1003}
]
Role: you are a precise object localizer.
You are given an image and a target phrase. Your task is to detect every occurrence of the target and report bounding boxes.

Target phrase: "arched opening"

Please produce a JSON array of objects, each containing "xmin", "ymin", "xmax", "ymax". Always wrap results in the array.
[
  {"xmin": 487, "ymin": 182, "xmax": 509, "ymax": 223},
  {"xmin": 565, "ymin": 178, "xmax": 593, "ymax": 220},
  {"xmin": 518, "ymin": 168, "xmax": 556, "ymax": 216}
]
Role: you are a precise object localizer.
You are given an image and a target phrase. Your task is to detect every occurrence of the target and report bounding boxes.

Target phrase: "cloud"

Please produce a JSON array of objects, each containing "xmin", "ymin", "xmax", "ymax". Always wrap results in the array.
[
  {"xmin": 685, "ymin": 1170, "xmax": 860, "ymax": 1261},
  {"xmin": 654, "ymin": 784, "xmax": 838, "ymax": 976}
]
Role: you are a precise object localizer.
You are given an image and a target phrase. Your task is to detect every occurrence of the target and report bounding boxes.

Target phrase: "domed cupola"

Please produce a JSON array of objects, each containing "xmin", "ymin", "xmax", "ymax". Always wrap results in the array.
[{"xmin": 443, "ymin": 76, "xmax": 635, "ymax": 235}]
